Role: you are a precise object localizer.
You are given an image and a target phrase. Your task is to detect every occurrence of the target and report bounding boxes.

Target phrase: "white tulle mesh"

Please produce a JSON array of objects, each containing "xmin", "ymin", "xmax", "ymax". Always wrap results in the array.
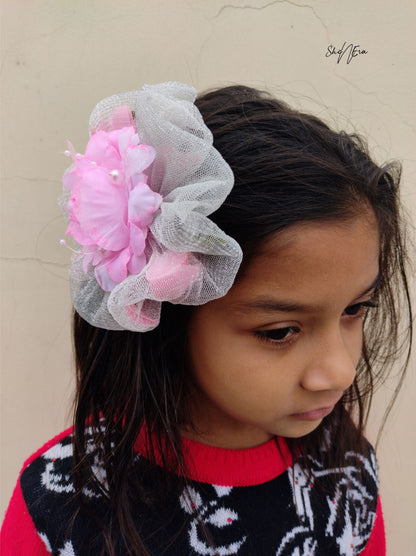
[{"xmin": 64, "ymin": 82, "xmax": 242, "ymax": 331}]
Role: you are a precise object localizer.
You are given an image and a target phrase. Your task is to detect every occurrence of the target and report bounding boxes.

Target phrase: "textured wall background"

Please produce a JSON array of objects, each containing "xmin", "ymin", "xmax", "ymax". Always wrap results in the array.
[{"xmin": 1, "ymin": 1, "xmax": 415, "ymax": 553}]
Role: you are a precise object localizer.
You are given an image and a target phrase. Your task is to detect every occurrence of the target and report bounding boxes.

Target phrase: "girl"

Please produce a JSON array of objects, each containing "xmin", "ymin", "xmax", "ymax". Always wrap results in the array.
[{"xmin": 1, "ymin": 82, "xmax": 412, "ymax": 555}]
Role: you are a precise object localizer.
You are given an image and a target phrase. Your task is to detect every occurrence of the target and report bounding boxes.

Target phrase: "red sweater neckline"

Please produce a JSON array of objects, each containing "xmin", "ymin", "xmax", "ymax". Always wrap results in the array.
[{"xmin": 134, "ymin": 430, "xmax": 292, "ymax": 487}]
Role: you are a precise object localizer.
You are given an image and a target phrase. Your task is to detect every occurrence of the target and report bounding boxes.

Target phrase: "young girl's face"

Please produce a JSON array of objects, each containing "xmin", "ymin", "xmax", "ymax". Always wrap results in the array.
[{"xmin": 186, "ymin": 213, "xmax": 380, "ymax": 449}]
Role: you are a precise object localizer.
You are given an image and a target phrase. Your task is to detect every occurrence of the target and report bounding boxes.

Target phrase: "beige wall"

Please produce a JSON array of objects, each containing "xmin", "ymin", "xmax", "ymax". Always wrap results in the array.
[{"xmin": 1, "ymin": 1, "xmax": 415, "ymax": 553}]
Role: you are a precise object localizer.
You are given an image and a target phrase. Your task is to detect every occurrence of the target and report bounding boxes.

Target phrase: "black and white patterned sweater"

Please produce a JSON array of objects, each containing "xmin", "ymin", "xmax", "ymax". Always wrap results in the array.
[{"xmin": 1, "ymin": 426, "xmax": 385, "ymax": 555}]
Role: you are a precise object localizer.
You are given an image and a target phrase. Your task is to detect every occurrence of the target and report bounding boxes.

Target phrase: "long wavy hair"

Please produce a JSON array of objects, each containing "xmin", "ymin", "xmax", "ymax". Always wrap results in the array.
[{"xmin": 72, "ymin": 85, "xmax": 412, "ymax": 555}]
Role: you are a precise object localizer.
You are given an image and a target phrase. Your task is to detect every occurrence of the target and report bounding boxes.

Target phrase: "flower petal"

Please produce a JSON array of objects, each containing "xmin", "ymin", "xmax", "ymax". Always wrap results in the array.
[
  {"xmin": 106, "ymin": 246, "xmax": 131, "ymax": 283},
  {"xmin": 127, "ymin": 252, "xmax": 146, "ymax": 274},
  {"xmin": 75, "ymin": 167, "xmax": 129, "ymax": 250},
  {"xmin": 146, "ymin": 251, "xmax": 201, "ymax": 300},
  {"xmin": 85, "ymin": 130, "xmax": 122, "ymax": 169},
  {"xmin": 62, "ymin": 168, "xmax": 78, "ymax": 191},
  {"xmin": 125, "ymin": 303, "xmax": 160, "ymax": 329},
  {"xmin": 109, "ymin": 106, "xmax": 135, "ymax": 130},
  {"xmin": 130, "ymin": 223, "xmax": 146, "ymax": 255},
  {"xmin": 94, "ymin": 263, "xmax": 119, "ymax": 292},
  {"xmin": 128, "ymin": 184, "xmax": 162, "ymax": 227},
  {"xmin": 117, "ymin": 127, "xmax": 138, "ymax": 159},
  {"xmin": 125, "ymin": 144, "xmax": 155, "ymax": 180},
  {"xmin": 66, "ymin": 219, "xmax": 94, "ymax": 246}
]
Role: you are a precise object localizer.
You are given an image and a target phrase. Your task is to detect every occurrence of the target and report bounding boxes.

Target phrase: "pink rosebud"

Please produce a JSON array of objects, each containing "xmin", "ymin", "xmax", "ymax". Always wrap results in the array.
[{"xmin": 146, "ymin": 251, "xmax": 201, "ymax": 300}]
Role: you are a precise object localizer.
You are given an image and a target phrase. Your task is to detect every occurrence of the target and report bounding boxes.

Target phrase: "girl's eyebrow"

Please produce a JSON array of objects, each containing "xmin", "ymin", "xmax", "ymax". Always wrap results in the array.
[{"xmin": 232, "ymin": 274, "xmax": 381, "ymax": 315}]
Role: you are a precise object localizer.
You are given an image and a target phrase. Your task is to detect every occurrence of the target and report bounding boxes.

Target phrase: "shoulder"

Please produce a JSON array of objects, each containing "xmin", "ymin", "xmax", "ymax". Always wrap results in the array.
[
  {"xmin": 2, "ymin": 426, "xmax": 113, "ymax": 555},
  {"xmin": 288, "ymin": 436, "xmax": 381, "ymax": 555},
  {"xmin": 19, "ymin": 427, "xmax": 75, "ymax": 495},
  {"xmin": 17, "ymin": 425, "xmax": 108, "ymax": 537},
  {"xmin": 14, "ymin": 426, "xmax": 78, "ymax": 538},
  {"xmin": 291, "ymin": 434, "xmax": 380, "ymax": 490},
  {"xmin": 1, "ymin": 427, "xmax": 76, "ymax": 556},
  {"xmin": 20, "ymin": 427, "xmax": 73, "ymax": 478}
]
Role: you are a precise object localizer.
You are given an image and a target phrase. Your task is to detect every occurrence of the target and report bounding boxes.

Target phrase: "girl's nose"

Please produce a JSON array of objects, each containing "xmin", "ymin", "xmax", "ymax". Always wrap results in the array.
[{"xmin": 300, "ymin": 329, "xmax": 358, "ymax": 393}]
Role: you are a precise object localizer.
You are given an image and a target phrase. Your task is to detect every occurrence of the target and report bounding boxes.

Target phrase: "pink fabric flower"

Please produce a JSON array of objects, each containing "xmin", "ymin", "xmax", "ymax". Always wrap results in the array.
[
  {"xmin": 63, "ymin": 126, "xmax": 162, "ymax": 291},
  {"xmin": 146, "ymin": 251, "xmax": 202, "ymax": 300},
  {"xmin": 61, "ymin": 84, "xmax": 242, "ymax": 332}
]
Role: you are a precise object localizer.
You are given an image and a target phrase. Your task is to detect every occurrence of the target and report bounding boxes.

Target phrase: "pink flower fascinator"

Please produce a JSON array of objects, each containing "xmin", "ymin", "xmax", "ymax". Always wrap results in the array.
[{"xmin": 60, "ymin": 82, "xmax": 242, "ymax": 331}]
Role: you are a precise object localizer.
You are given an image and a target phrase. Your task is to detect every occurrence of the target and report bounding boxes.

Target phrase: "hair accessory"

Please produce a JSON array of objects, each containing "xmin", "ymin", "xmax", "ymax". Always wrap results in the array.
[{"xmin": 60, "ymin": 82, "xmax": 242, "ymax": 331}]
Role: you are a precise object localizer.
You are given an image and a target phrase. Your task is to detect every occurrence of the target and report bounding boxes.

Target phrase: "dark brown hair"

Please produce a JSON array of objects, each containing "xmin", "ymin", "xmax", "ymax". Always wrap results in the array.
[{"xmin": 72, "ymin": 85, "xmax": 412, "ymax": 555}]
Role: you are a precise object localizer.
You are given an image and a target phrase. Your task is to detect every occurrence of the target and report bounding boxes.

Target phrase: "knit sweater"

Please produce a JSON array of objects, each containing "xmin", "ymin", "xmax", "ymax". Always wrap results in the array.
[{"xmin": 1, "ymin": 426, "xmax": 385, "ymax": 555}]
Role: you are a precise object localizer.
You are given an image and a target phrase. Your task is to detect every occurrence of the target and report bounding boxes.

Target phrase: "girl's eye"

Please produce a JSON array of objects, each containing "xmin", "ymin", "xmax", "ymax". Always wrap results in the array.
[
  {"xmin": 343, "ymin": 300, "xmax": 377, "ymax": 317},
  {"xmin": 254, "ymin": 326, "xmax": 299, "ymax": 346}
]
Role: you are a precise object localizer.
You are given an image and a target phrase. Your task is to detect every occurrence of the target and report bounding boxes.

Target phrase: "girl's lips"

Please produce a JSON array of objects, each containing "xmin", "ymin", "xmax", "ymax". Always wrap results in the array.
[{"xmin": 290, "ymin": 406, "xmax": 334, "ymax": 421}]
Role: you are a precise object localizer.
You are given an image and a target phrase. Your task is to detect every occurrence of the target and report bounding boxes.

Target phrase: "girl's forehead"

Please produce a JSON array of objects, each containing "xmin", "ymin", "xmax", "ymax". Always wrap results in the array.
[
  {"xmin": 225, "ymin": 215, "xmax": 380, "ymax": 309},
  {"xmin": 255, "ymin": 211, "xmax": 379, "ymax": 258}
]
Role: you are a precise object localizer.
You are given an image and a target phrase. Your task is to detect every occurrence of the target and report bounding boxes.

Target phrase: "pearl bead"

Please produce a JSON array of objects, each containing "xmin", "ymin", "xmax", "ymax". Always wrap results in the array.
[{"xmin": 110, "ymin": 169, "xmax": 120, "ymax": 183}]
